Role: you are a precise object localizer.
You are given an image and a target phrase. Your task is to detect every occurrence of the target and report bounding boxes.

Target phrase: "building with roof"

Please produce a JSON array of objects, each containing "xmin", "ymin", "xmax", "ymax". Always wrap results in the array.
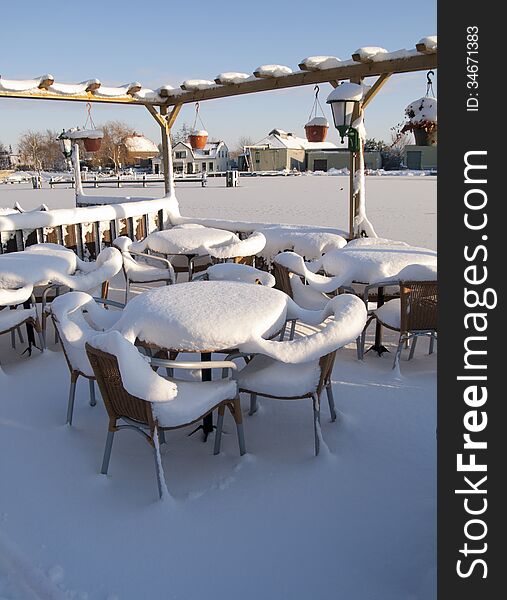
[
  {"xmin": 242, "ymin": 129, "xmax": 337, "ymax": 172},
  {"xmin": 152, "ymin": 140, "xmax": 231, "ymax": 175}
]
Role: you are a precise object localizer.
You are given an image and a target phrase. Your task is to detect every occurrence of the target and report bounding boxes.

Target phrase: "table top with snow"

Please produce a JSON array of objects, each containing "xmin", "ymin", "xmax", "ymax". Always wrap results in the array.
[
  {"xmin": 315, "ymin": 237, "xmax": 437, "ymax": 287},
  {"xmin": 133, "ymin": 224, "xmax": 238, "ymax": 257},
  {"xmin": 115, "ymin": 280, "xmax": 290, "ymax": 352}
]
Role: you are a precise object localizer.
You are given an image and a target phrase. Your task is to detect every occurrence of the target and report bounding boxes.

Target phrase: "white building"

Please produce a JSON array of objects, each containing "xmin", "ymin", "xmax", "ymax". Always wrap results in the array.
[{"xmin": 152, "ymin": 140, "xmax": 230, "ymax": 175}]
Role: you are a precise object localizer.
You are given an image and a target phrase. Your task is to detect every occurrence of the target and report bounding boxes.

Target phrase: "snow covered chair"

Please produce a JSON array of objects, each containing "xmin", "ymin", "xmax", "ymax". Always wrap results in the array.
[
  {"xmin": 204, "ymin": 262, "xmax": 275, "ymax": 287},
  {"xmin": 235, "ymin": 294, "xmax": 367, "ymax": 455},
  {"xmin": 113, "ymin": 236, "xmax": 175, "ymax": 303},
  {"xmin": 0, "ymin": 285, "xmax": 43, "ymax": 358},
  {"xmin": 23, "ymin": 244, "xmax": 123, "ymax": 345},
  {"xmin": 85, "ymin": 331, "xmax": 245, "ymax": 499},
  {"xmin": 272, "ymin": 252, "xmax": 334, "ymax": 341},
  {"xmin": 50, "ymin": 292, "xmax": 125, "ymax": 425},
  {"xmin": 365, "ymin": 280, "xmax": 437, "ymax": 370},
  {"xmin": 207, "ymin": 231, "xmax": 267, "ymax": 264}
]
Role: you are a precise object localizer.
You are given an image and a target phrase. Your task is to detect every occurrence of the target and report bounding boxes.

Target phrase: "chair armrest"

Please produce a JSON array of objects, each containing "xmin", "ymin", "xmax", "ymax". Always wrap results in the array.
[
  {"xmin": 128, "ymin": 250, "xmax": 173, "ymax": 269},
  {"xmin": 92, "ymin": 297, "xmax": 126, "ymax": 309},
  {"xmin": 149, "ymin": 357, "xmax": 238, "ymax": 372}
]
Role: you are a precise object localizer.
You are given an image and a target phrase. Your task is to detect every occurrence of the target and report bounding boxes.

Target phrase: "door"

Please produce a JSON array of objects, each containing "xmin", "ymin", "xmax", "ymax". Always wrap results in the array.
[
  {"xmin": 313, "ymin": 159, "xmax": 328, "ymax": 172},
  {"xmin": 406, "ymin": 151, "xmax": 422, "ymax": 170}
]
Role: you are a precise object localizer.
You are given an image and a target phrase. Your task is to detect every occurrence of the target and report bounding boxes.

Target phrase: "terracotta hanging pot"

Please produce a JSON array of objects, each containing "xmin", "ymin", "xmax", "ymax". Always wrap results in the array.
[
  {"xmin": 304, "ymin": 116, "xmax": 329, "ymax": 143},
  {"xmin": 189, "ymin": 130, "xmax": 208, "ymax": 150},
  {"xmin": 83, "ymin": 137, "xmax": 102, "ymax": 152}
]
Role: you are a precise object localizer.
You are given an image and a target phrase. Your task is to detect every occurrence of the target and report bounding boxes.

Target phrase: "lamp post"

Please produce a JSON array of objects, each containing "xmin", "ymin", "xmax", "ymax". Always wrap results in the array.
[
  {"xmin": 326, "ymin": 82, "xmax": 363, "ymax": 152},
  {"xmin": 327, "ymin": 82, "xmax": 364, "ymax": 238},
  {"xmin": 58, "ymin": 130, "xmax": 73, "ymax": 172}
]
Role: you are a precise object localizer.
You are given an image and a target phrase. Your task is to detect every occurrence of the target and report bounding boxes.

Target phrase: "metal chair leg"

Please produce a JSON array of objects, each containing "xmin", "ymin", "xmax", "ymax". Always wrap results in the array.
[
  {"xmin": 356, "ymin": 336, "xmax": 362, "ymax": 360},
  {"xmin": 312, "ymin": 394, "xmax": 321, "ymax": 456},
  {"xmin": 289, "ymin": 320, "xmax": 296, "ymax": 340},
  {"xmin": 392, "ymin": 336, "xmax": 405, "ymax": 371},
  {"xmin": 124, "ymin": 281, "xmax": 129, "ymax": 305},
  {"xmin": 326, "ymin": 383, "xmax": 337, "ymax": 422},
  {"xmin": 89, "ymin": 379, "xmax": 97, "ymax": 407},
  {"xmin": 158, "ymin": 428, "xmax": 166, "ymax": 445},
  {"xmin": 101, "ymin": 430, "xmax": 115, "ymax": 474},
  {"xmin": 249, "ymin": 393, "xmax": 258, "ymax": 416},
  {"xmin": 17, "ymin": 326, "xmax": 25, "ymax": 344},
  {"xmin": 153, "ymin": 444, "xmax": 165, "ymax": 499},
  {"xmin": 429, "ymin": 332, "xmax": 436, "ymax": 355},
  {"xmin": 408, "ymin": 335, "xmax": 418, "ymax": 360},
  {"xmin": 279, "ymin": 322, "xmax": 287, "ymax": 341},
  {"xmin": 10, "ymin": 329, "xmax": 16, "ymax": 349},
  {"xmin": 66, "ymin": 372, "xmax": 79, "ymax": 425},
  {"xmin": 236, "ymin": 423, "xmax": 246, "ymax": 456},
  {"xmin": 213, "ymin": 405, "xmax": 226, "ymax": 455},
  {"xmin": 232, "ymin": 398, "xmax": 246, "ymax": 455}
]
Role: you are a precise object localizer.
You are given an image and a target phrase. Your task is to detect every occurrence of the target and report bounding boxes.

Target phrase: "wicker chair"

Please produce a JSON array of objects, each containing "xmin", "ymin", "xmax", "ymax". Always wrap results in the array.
[
  {"xmin": 237, "ymin": 352, "xmax": 337, "ymax": 456},
  {"xmin": 113, "ymin": 236, "xmax": 176, "ymax": 303},
  {"xmin": 50, "ymin": 294, "xmax": 125, "ymax": 425},
  {"xmin": 85, "ymin": 343, "xmax": 245, "ymax": 498},
  {"xmin": 365, "ymin": 280, "xmax": 437, "ymax": 369}
]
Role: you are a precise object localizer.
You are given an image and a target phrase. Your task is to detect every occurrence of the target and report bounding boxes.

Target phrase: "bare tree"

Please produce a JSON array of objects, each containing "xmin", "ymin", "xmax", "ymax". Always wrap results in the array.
[
  {"xmin": 17, "ymin": 129, "xmax": 66, "ymax": 171},
  {"xmin": 170, "ymin": 123, "xmax": 193, "ymax": 145},
  {"xmin": 228, "ymin": 135, "xmax": 254, "ymax": 160}
]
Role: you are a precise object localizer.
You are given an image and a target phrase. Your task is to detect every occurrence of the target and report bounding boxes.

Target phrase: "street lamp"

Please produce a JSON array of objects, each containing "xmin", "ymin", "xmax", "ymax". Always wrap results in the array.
[
  {"xmin": 326, "ymin": 82, "xmax": 363, "ymax": 152},
  {"xmin": 58, "ymin": 130, "xmax": 72, "ymax": 159}
]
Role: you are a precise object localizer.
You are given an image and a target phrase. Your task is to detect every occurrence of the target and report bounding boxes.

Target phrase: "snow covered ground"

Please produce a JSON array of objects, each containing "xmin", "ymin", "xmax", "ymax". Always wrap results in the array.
[{"xmin": 0, "ymin": 176, "xmax": 436, "ymax": 599}]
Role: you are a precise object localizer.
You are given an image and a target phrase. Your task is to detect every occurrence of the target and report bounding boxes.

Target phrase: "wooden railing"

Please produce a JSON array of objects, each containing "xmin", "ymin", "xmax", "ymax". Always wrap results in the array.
[{"xmin": 0, "ymin": 198, "xmax": 169, "ymax": 259}]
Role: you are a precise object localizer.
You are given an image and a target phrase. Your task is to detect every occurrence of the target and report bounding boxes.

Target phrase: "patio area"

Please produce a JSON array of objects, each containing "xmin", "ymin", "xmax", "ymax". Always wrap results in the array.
[{"xmin": 0, "ymin": 175, "xmax": 436, "ymax": 599}]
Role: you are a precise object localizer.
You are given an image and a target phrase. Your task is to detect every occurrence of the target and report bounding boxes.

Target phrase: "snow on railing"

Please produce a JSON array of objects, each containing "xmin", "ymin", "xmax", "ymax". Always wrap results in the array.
[{"xmin": 0, "ymin": 197, "xmax": 172, "ymax": 257}]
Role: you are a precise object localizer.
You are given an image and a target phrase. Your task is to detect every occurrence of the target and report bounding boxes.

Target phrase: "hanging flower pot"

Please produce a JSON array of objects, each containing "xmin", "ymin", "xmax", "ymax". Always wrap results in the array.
[
  {"xmin": 189, "ymin": 130, "xmax": 208, "ymax": 150},
  {"xmin": 83, "ymin": 136, "xmax": 102, "ymax": 152},
  {"xmin": 305, "ymin": 116, "xmax": 329, "ymax": 143},
  {"xmin": 401, "ymin": 95, "xmax": 437, "ymax": 147}
]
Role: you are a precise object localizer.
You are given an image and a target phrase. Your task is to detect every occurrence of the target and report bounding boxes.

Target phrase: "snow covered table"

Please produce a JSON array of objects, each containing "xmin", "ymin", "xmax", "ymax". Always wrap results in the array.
[
  {"xmin": 132, "ymin": 225, "xmax": 267, "ymax": 279},
  {"xmin": 115, "ymin": 280, "xmax": 290, "ymax": 437},
  {"xmin": 113, "ymin": 280, "xmax": 367, "ymax": 436},
  {"xmin": 115, "ymin": 281, "xmax": 290, "ymax": 353},
  {"xmin": 311, "ymin": 238, "xmax": 437, "ymax": 287},
  {"xmin": 282, "ymin": 238, "xmax": 437, "ymax": 355}
]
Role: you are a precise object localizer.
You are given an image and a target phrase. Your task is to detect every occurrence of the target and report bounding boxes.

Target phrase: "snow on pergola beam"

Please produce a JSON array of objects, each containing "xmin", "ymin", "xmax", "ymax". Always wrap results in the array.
[{"xmin": 0, "ymin": 50, "xmax": 436, "ymax": 107}]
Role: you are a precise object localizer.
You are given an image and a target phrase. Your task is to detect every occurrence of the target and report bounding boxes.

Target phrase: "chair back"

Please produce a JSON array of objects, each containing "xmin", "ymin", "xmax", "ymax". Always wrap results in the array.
[
  {"xmin": 272, "ymin": 262, "xmax": 294, "ymax": 299},
  {"xmin": 400, "ymin": 280, "xmax": 437, "ymax": 333},
  {"xmin": 85, "ymin": 343, "xmax": 155, "ymax": 427},
  {"xmin": 316, "ymin": 351, "xmax": 337, "ymax": 395}
]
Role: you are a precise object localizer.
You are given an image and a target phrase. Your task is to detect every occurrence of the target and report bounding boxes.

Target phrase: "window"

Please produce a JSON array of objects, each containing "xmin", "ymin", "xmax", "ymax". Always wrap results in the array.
[
  {"xmin": 203, "ymin": 150, "xmax": 210, "ymax": 156},
  {"xmin": 209, "ymin": 162, "xmax": 214, "ymax": 171},
  {"xmin": 175, "ymin": 151, "xmax": 187, "ymax": 159},
  {"xmin": 202, "ymin": 162, "xmax": 207, "ymax": 171}
]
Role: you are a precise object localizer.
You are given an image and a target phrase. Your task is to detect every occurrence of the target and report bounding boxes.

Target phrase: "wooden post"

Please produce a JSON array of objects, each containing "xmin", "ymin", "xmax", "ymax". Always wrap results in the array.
[
  {"xmin": 349, "ymin": 77, "xmax": 364, "ymax": 239},
  {"xmin": 146, "ymin": 103, "xmax": 181, "ymax": 197}
]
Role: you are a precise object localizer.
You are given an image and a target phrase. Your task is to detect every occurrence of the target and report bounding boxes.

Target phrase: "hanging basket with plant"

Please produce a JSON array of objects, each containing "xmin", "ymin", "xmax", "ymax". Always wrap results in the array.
[{"xmin": 304, "ymin": 85, "xmax": 329, "ymax": 143}]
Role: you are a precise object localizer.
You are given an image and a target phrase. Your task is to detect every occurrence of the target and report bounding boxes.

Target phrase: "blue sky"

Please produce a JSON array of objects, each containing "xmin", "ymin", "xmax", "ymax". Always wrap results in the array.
[{"xmin": 0, "ymin": 0, "xmax": 436, "ymax": 151}]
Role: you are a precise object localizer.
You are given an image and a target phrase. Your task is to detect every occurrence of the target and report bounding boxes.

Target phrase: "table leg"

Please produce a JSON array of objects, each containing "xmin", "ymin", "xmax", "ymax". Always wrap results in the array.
[
  {"xmin": 188, "ymin": 352, "xmax": 215, "ymax": 442},
  {"xmin": 366, "ymin": 286, "xmax": 389, "ymax": 356},
  {"xmin": 23, "ymin": 299, "xmax": 36, "ymax": 354},
  {"xmin": 202, "ymin": 352, "xmax": 214, "ymax": 439}
]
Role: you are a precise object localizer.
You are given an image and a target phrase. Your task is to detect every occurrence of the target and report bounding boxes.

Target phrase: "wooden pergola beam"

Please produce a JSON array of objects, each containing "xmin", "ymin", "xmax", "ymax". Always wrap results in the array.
[
  {"xmin": 362, "ymin": 73, "xmax": 392, "ymax": 109},
  {"xmin": 162, "ymin": 53, "xmax": 436, "ymax": 107},
  {"xmin": 0, "ymin": 52, "xmax": 436, "ymax": 108}
]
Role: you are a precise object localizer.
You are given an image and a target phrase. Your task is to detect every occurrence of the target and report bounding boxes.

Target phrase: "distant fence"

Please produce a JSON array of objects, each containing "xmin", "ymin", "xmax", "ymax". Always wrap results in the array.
[{"xmin": 48, "ymin": 172, "xmax": 236, "ymax": 188}]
